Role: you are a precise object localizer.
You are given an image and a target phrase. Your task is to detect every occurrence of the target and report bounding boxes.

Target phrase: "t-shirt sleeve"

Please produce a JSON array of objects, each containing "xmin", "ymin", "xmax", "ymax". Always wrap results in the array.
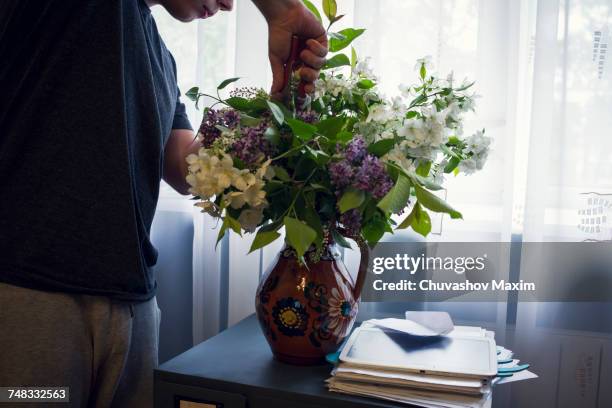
[
  {"xmin": 172, "ymin": 87, "xmax": 192, "ymax": 130},
  {"xmin": 168, "ymin": 52, "xmax": 192, "ymax": 131}
]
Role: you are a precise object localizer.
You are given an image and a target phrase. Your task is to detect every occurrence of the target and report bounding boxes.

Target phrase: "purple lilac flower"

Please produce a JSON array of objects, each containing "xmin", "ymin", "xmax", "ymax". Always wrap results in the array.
[
  {"xmin": 329, "ymin": 160, "xmax": 355, "ymax": 189},
  {"xmin": 345, "ymin": 136, "xmax": 367, "ymax": 163},
  {"xmin": 198, "ymin": 108, "xmax": 241, "ymax": 147},
  {"xmin": 353, "ymin": 154, "xmax": 393, "ymax": 199},
  {"xmin": 199, "ymin": 109, "xmax": 222, "ymax": 147},
  {"xmin": 296, "ymin": 109, "xmax": 319, "ymax": 124},
  {"xmin": 231, "ymin": 120, "xmax": 275, "ymax": 166},
  {"xmin": 340, "ymin": 209, "xmax": 362, "ymax": 237},
  {"xmin": 222, "ymin": 109, "xmax": 241, "ymax": 129}
]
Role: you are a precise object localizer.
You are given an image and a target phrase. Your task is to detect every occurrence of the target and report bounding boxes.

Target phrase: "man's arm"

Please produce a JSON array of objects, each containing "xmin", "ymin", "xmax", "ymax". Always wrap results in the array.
[
  {"xmin": 163, "ymin": 129, "xmax": 199, "ymax": 195},
  {"xmin": 163, "ymin": 2, "xmax": 328, "ymax": 195}
]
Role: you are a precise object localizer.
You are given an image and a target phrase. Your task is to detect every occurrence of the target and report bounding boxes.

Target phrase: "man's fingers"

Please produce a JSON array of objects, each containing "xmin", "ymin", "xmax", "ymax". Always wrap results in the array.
[
  {"xmin": 269, "ymin": 53, "xmax": 286, "ymax": 95},
  {"xmin": 306, "ymin": 38, "xmax": 328, "ymax": 57},
  {"xmin": 298, "ymin": 67, "xmax": 318, "ymax": 83},
  {"xmin": 300, "ymin": 49, "xmax": 326, "ymax": 70},
  {"xmin": 303, "ymin": 83, "xmax": 315, "ymax": 94}
]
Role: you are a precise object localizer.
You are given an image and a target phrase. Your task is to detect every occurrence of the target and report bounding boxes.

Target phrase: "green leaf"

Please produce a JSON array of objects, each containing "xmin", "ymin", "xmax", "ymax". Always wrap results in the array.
[
  {"xmin": 367, "ymin": 138, "xmax": 396, "ymax": 157},
  {"xmin": 413, "ymin": 184, "xmax": 462, "ymax": 219},
  {"xmin": 328, "ymin": 32, "xmax": 346, "ymax": 41},
  {"xmin": 316, "ymin": 116, "xmax": 345, "ymax": 138},
  {"xmin": 357, "ymin": 79, "xmax": 376, "ymax": 89},
  {"xmin": 216, "ymin": 215, "xmax": 242, "ymax": 246},
  {"xmin": 323, "ymin": 54, "xmax": 350, "ymax": 69},
  {"xmin": 302, "ymin": 0, "xmax": 322, "ymax": 23},
  {"xmin": 239, "ymin": 114, "xmax": 261, "ymax": 127},
  {"xmin": 259, "ymin": 218, "xmax": 284, "ymax": 233},
  {"xmin": 409, "ymin": 93, "xmax": 427, "ymax": 108},
  {"xmin": 185, "ymin": 87, "xmax": 199, "ymax": 101},
  {"xmin": 416, "ymin": 161, "xmax": 431, "ymax": 177},
  {"xmin": 338, "ymin": 188, "xmax": 365, "ymax": 213},
  {"xmin": 420, "ymin": 63, "xmax": 427, "ymax": 80},
  {"xmin": 444, "ymin": 156, "xmax": 461, "ymax": 173},
  {"xmin": 447, "ymin": 136, "xmax": 461, "ymax": 146},
  {"xmin": 225, "ymin": 96, "xmax": 251, "ymax": 111},
  {"xmin": 226, "ymin": 215, "xmax": 242, "ymax": 234},
  {"xmin": 264, "ymin": 126, "xmax": 281, "ymax": 145},
  {"xmin": 408, "ymin": 171, "xmax": 443, "ymax": 191},
  {"xmin": 440, "ymin": 144, "xmax": 461, "ymax": 159},
  {"xmin": 331, "ymin": 228, "xmax": 352, "ymax": 248},
  {"xmin": 335, "ymin": 130, "xmax": 353, "ymax": 143},
  {"xmin": 398, "ymin": 202, "xmax": 431, "ymax": 236},
  {"xmin": 329, "ymin": 28, "xmax": 366, "ymax": 52},
  {"xmin": 286, "ymin": 118, "xmax": 317, "ymax": 141},
  {"xmin": 217, "ymin": 77, "xmax": 240, "ymax": 90},
  {"xmin": 351, "ymin": 47, "xmax": 357, "ymax": 71},
  {"xmin": 362, "ymin": 216, "xmax": 386, "ymax": 245},
  {"xmin": 377, "ymin": 174, "xmax": 411, "ymax": 214},
  {"xmin": 333, "ymin": 14, "xmax": 345, "ymax": 23},
  {"xmin": 455, "ymin": 81, "xmax": 475, "ymax": 92},
  {"xmin": 249, "ymin": 230, "xmax": 281, "ymax": 253},
  {"xmin": 306, "ymin": 146, "xmax": 330, "ymax": 165},
  {"xmin": 301, "ymin": 206, "xmax": 324, "ymax": 249},
  {"xmin": 322, "ymin": 0, "xmax": 337, "ymax": 22},
  {"xmin": 266, "ymin": 100, "xmax": 284, "ymax": 125},
  {"xmin": 411, "ymin": 205, "xmax": 432, "ymax": 236},
  {"xmin": 284, "ymin": 217, "xmax": 317, "ymax": 259},
  {"xmin": 272, "ymin": 166, "xmax": 291, "ymax": 181}
]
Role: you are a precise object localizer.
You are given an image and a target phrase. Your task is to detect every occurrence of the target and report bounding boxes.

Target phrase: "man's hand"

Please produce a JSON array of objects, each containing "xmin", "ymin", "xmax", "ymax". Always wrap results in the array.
[{"xmin": 252, "ymin": 0, "xmax": 328, "ymax": 99}]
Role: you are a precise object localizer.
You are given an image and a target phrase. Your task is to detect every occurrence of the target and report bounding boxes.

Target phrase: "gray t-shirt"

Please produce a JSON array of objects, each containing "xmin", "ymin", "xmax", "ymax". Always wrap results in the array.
[{"xmin": 0, "ymin": 0, "xmax": 192, "ymax": 300}]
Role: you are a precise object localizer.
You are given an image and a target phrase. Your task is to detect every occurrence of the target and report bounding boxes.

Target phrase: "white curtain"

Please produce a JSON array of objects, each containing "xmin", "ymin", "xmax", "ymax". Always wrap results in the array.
[{"xmin": 153, "ymin": 0, "xmax": 612, "ymax": 344}]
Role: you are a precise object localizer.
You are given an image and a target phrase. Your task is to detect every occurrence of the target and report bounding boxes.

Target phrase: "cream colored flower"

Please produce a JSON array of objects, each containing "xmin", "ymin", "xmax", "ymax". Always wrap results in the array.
[
  {"xmin": 215, "ymin": 153, "xmax": 237, "ymax": 190},
  {"xmin": 256, "ymin": 159, "xmax": 275, "ymax": 181},
  {"xmin": 232, "ymin": 170, "xmax": 256, "ymax": 191},
  {"xmin": 185, "ymin": 148, "xmax": 241, "ymax": 200},
  {"xmin": 223, "ymin": 191, "xmax": 247, "ymax": 209},
  {"xmin": 242, "ymin": 179, "xmax": 267, "ymax": 208}
]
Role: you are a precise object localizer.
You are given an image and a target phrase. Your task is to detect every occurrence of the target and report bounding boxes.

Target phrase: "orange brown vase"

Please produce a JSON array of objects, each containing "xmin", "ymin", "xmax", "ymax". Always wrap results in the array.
[{"xmin": 255, "ymin": 240, "xmax": 369, "ymax": 365}]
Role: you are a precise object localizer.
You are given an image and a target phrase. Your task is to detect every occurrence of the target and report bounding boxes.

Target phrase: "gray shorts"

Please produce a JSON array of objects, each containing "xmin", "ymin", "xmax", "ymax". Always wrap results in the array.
[{"xmin": 0, "ymin": 281, "xmax": 160, "ymax": 407}]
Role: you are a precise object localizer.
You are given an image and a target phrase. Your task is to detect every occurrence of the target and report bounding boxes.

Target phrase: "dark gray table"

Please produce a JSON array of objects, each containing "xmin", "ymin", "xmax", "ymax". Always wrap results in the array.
[{"xmin": 154, "ymin": 314, "xmax": 416, "ymax": 408}]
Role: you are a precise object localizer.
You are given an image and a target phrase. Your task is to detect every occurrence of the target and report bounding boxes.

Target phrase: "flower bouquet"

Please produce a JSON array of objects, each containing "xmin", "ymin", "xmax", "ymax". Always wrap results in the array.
[
  {"xmin": 184, "ymin": 39, "xmax": 490, "ymax": 261},
  {"xmin": 184, "ymin": 0, "xmax": 491, "ymax": 363}
]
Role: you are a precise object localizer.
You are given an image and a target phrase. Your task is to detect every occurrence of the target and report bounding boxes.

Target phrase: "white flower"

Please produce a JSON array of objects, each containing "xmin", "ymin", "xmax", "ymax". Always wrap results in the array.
[
  {"xmin": 354, "ymin": 57, "xmax": 377, "ymax": 80},
  {"xmin": 458, "ymin": 158, "xmax": 478, "ymax": 174},
  {"xmin": 366, "ymin": 103, "xmax": 392, "ymax": 123},
  {"xmin": 390, "ymin": 96, "xmax": 407, "ymax": 118},
  {"xmin": 186, "ymin": 149, "xmax": 240, "ymax": 200},
  {"xmin": 445, "ymin": 102, "xmax": 462, "ymax": 122},
  {"xmin": 464, "ymin": 130, "xmax": 491, "ymax": 156},
  {"xmin": 316, "ymin": 76, "xmax": 351, "ymax": 99},
  {"xmin": 460, "ymin": 95, "xmax": 477, "ymax": 112},
  {"xmin": 414, "ymin": 55, "xmax": 433, "ymax": 72},
  {"xmin": 224, "ymin": 179, "xmax": 267, "ymax": 209},
  {"xmin": 382, "ymin": 146, "xmax": 416, "ymax": 172},
  {"xmin": 459, "ymin": 130, "xmax": 491, "ymax": 175},
  {"xmin": 398, "ymin": 84, "xmax": 412, "ymax": 98}
]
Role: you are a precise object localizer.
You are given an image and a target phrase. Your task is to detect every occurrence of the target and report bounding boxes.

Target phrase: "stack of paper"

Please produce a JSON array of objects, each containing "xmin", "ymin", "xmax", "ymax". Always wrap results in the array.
[{"xmin": 326, "ymin": 312, "xmax": 536, "ymax": 408}]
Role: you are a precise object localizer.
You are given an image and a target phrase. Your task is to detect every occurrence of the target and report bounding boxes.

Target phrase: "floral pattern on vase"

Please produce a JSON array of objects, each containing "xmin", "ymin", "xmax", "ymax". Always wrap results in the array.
[{"xmin": 255, "ymin": 243, "xmax": 368, "ymax": 365}]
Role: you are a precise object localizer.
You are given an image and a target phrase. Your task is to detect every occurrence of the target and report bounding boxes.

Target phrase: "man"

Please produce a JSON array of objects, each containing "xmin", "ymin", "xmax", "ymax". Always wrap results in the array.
[{"xmin": 0, "ymin": 0, "xmax": 327, "ymax": 406}]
